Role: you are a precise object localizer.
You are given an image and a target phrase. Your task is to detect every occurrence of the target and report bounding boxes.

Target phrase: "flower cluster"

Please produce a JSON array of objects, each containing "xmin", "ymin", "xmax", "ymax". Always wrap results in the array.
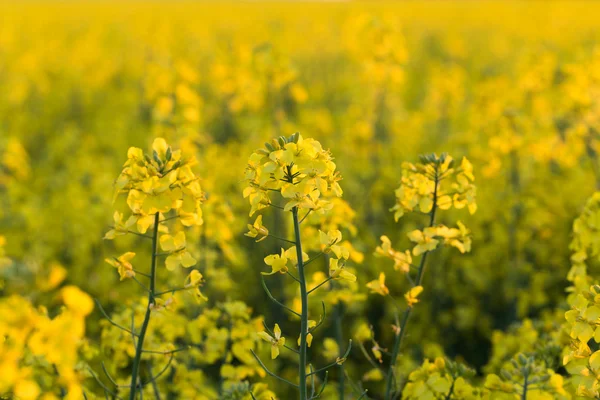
[
  {"xmin": 105, "ymin": 138, "xmax": 204, "ymax": 281},
  {"xmin": 367, "ymin": 153, "xmax": 477, "ymax": 400},
  {"xmin": 391, "ymin": 154, "xmax": 476, "ymax": 221},
  {"xmin": 0, "ymin": 288, "xmax": 93, "ymax": 398},
  {"xmin": 114, "ymin": 137, "xmax": 204, "ymax": 229},
  {"xmin": 402, "ymin": 357, "xmax": 480, "ymax": 399},
  {"xmin": 243, "ymin": 133, "xmax": 342, "ymax": 216},
  {"xmin": 486, "ymin": 353, "xmax": 568, "ymax": 399},
  {"xmin": 245, "ymin": 134, "xmax": 355, "ymax": 400}
]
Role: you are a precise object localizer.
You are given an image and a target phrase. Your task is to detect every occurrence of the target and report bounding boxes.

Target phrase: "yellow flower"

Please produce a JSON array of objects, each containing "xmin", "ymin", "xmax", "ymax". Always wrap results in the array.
[
  {"xmin": 263, "ymin": 249, "xmax": 289, "ymax": 275},
  {"xmin": 243, "ymin": 134, "xmax": 342, "ymax": 215},
  {"xmin": 367, "ymin": 273, "xmax": 389, "ymax": 296},
  {"xmin": 319, "ymin": 229, "xmax": 349, "ymax": 259},
  {"xmin": 105, "ymin": 252, "xmax": 136, "ymax": 280},
  {"xmin": 407, "ymin": 229, "xmax": 439, "ymax": 256},
  {"xmin": 329, "ymin": 258, "xmax": 356, "ymax": 282},
  {"xmin": 283, "ymin": 246, "xmax": 310, "ymax": 268},
  {"xmin": 245, "ymin": 215, "xmax": 269, "ymax": 242},
  {"xmin": 258, "ymin": 324, "xmax": 286, "ymax": 359},
  {"xmin": 160, "ymin": 232, "xmax": 197, "ymax": 270},
  {"xmin": 184, "ymin": 270, "xmax": 207, "ymax": 302},
  {"xmin": 405, "ymin": 286, "xmax": 424, "ymax": 307},
  {"xmin": 374, "ymin": 235, "xmax": 412, "ymax": 273},
  {"xmin": 298, "ymin": 320, "xmax": 317, "ymax": 348},
  {"xmin": 104, "ymin": 211, "xmax": 135, "ymax": 240},
  {"xmin": 60, "ymin": 286, "xmax": 94, "ymax": 317}
]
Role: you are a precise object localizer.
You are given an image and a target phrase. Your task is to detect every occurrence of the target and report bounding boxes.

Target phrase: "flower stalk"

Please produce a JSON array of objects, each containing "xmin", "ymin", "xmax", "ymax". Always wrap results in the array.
[
  {"xmin": 129, "ymin": 212, "xmax": 159, "ymax": 399},
  {"xmin": 384, "ymin": 165, "xmax": 439, "ymax": 400},
  {"xmin": 292, "ymin": 207, "xmax": 309, "ymax": 400}
]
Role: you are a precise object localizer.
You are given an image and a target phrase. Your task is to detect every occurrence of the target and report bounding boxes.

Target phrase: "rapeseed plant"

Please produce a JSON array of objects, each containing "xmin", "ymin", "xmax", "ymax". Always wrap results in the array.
[
  {"xmin": 102, "ymin": 138, "xmax": 205, "ymax": 399},
  {"xmin": 244, "ymin": 133, "xmax": 360, "ymax": 400},
  {"xmin": 367, "ymin": 153, "xmax": 476, "ymax": 399}
]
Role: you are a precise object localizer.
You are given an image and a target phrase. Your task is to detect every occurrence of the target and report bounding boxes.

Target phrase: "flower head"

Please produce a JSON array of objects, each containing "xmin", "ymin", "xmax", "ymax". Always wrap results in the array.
[
  {"xmin": 243, "ymin": 133, "xmax": 342, "ymax": 215},
  {"xmin": 160, "ymin": 232, "xmax": 197, "ymax": 271},
  {"xmin": 375, "ymin": 235, "xmax": 412, "ymax": 273},
  {"xmin": 105, "ymin": 252, "xmax": 136, "ymax": 280},
  {"xmin": 329, "ymin": 258, "xmax": 356, "ymax": 282},
  {"xmin": 404, "ymin": 286, "xmax": 424, "ymax": 307},
  {"xmin": 263, "ymin": 249, "xmax": 289, "ymax": 275},
  {"xmin": 258, "ymin": 324, "xmax": 286, "ymax": 359},
  {"xmin": 367, "ymin": 273, "xmax": 389, "ymax": 296},
  {"xmin": 245, "ymin": 215, "xmax": 269, "ymax": 242}
]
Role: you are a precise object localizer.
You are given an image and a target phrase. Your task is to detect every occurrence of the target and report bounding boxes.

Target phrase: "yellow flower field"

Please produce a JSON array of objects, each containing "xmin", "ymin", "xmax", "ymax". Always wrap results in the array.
[{"xmin": 3, "ymin": 1, "xmax": 600, "ymax": 398}]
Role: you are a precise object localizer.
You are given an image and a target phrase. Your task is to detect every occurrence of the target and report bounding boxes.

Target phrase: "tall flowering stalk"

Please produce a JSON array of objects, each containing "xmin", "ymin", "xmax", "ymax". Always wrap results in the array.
[
  {"xmin": 367, "ymin": 153, "xmax": 476, "ymax": 400},
  {"xmin": 244, "ymin": 133, "xmax": 354, "ymax": 400},
  {"xmin": 102, "ymin": 138, "xmax": 206, "ymax": 399}
]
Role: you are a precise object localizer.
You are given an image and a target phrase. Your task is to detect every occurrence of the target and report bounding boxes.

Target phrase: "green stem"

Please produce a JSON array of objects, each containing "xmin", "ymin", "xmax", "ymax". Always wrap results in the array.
[
  {"xmin": 129, "ymin": 212, "xmax": 160, "ymax": 400},
  {"xmin": 383, "ymin": 169, "xmax": 439, "ymax": 400},
  {"xmin": 335, "ymin": 302, "xmax": 345, "ymax": 400},
  {"xmin": 521, "ymin": 375, "xmax": 528, "ymax": 400},
  {"xmin": 292, "ymin": 207, "xmax": 309, "ymax": 400},
  {"xmin": 444, "ymin": 378, "xmax": 456, "ymax": 400}
]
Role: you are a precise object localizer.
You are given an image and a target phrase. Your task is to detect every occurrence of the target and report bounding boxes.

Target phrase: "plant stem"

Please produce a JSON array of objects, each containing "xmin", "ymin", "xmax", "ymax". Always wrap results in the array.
[
  {"xmin": 384, "ymin": 169, "xmax": 438, "ymax": 400},
  {"xmin": 292, "ymin": 207, "xmax": 309, "ymax": 400},
  {"xmin": 335, "ymin": 302, "xmax": 345, "ymax": 400},
  {"xmin": 129, "ymin": 212, "xmax": 160, "ymax": 400},
  {"xmin": 521, "ymin": 374, "xmax": 528, "ymax": 400}
]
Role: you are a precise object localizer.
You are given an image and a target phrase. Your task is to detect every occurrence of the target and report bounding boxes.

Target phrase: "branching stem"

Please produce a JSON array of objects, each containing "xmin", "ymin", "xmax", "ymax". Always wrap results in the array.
[{"xmin": 129, "ymin": 212, "xmax": 160, "ymax": 400}]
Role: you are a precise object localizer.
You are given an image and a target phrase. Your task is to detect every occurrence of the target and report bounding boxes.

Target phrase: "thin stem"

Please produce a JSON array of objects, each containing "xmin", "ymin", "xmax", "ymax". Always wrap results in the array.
[
  {"xmin": 142, "ymin": 346, "xmax": 190, "ymax": 355},
  {"xmin": 250, "ymin": 350, "xmax": 299, "ymax": 388},
  {"xmin": 102, "ymin": 361, "xmax": 126, "ymax": 388},
  {"xmin": 384, "ymin": 167, "xmax": 439, "ymax": 400},
  {"xmin": 88, "ymin": 367, "xmax": 122, "ymax": 399},
  {"xmin": 299, "ymin": 209, "xmax": 312, "ymax": 224},
  {"xmin": 358, "ymin": 341, "xmax": 384, "ymax": 372},
  {"xmin": 308, "ymin": 340, "xmax": 352, "ymax": 376},
  {"xmin": 132, "ymin": 276, "xmax": 151, "ymax": 294},
  {"xmin": 129, "ymin": 212, "xmax": 160, "ymax": 400},
  {"xmin": 293, "ymin": 207, "xmax": 309, "ymax": 400},
  {"xmin": 309, "ymin": 302, "xmax": 327, "ymax": 333},
  {"xmin": 307, "ymin": 277, "xmax": 332, "ymax": 295},
  {"xmin": 521, "ymin": 374, "xmax": 528, "ymax": 400},
  {"xmin": 310, "ymin": 371, "xmax": 328, "ymax": 399},
  {"xmin": 133, "ymin": 269, "xmax": 151, "ymax": 278},
  {"xmin": 126, "ymin": 230, "xmax": 153, "ymax": 239},
  {"xmin": 154, "ymin": 287, "xmax": 188, "ymax": 297},
  {"xmin": 147, "ymin": 363, "xmax": 161, "ymax": 400},
  {"xmin": 310, "ymin": 365, "xmax": 316, "ymax": 398},
  {"xmin": 261, "ymin": 276, "xmax": 301, "ymax": 318},
  {"xmin": 444, "ymin": 377, "xmax": 456, "ymax": 400},
  {"xmin": 335, "ymin": 302, "xmax": 345, "ymax": 400},
  {"xmin": 304, "ymin": 252, "xmax": 324, "ymax": 267},
  {"xmin": 160, "ymin": 215, "xmax": 179, "ymax": 223},
  {"xmin": 95, "ymin": 299, "xmax": 139, "ymax": 337},
  {"xmin": 142, "ymin": 353, "xmax": 174, "ymax": 387},
  {"xmin": 268, "ymin": 234, "xmax": 296, "ymax": 245},
  {"xmin": 267, "ymin": 202, "xmax": 286, "ymax": 210},
  {"xmin": 287, "ymin": 270, "xmax": 301, "ymax": 283}
]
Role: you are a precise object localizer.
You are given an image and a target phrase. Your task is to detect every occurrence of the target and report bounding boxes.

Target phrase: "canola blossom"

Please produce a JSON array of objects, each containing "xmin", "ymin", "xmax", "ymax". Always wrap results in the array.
[{"xmin": 3, "ymin": 2, "xmax": 600, "ymax": 399}]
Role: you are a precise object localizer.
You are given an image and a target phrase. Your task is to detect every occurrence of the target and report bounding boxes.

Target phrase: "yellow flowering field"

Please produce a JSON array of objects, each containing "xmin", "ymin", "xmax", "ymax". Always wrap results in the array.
[{"xmin": 4, "ymin": 1, "xmax": 600, "ymax": 399}]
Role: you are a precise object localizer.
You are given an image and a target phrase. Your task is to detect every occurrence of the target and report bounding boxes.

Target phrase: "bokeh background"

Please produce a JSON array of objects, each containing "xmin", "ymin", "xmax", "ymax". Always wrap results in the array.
[{"xmin": 2, "ymin": 1, "xmax": 600, "ymax": 398}]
